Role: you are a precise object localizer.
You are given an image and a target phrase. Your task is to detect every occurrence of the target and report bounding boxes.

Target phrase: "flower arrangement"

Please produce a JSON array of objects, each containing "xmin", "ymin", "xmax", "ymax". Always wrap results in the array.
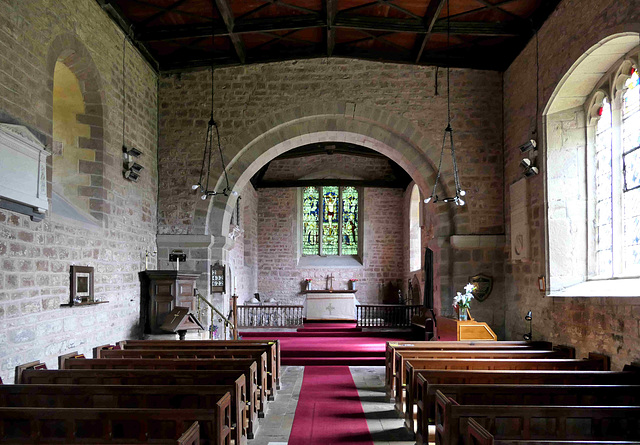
[
  {"xmin": 304, "ymin": 278, "xmax": 312, "ymax": 282},
  {"xmin": 453, "ymin": 283, "xmax": 476, "ymax": 310},
  {"xmin": 349, "ymin": 278, "xmax": 359, "ymax": 282}
]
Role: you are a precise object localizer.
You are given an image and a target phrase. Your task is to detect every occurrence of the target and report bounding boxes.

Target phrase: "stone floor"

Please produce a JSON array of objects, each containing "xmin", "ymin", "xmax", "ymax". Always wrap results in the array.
[{"xmin": 250, "ymin": 365, "xmax": 415, "ymax": 445}]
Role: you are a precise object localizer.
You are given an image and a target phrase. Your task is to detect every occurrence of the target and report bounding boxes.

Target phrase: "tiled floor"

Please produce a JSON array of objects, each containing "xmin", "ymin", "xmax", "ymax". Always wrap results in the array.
[{"xmin": 251, "ymin": 365, "xmax": 415, "ymax": 445}]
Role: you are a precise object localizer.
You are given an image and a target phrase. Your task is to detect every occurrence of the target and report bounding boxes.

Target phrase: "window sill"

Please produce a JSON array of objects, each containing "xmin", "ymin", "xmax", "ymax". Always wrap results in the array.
[
  {"xmin": 549, "ymin": 278, "xmax": 640, "ymax": 297},
  {"xmin": 297, "ymin": 256, "xmax": 363, "ymax": 268}
]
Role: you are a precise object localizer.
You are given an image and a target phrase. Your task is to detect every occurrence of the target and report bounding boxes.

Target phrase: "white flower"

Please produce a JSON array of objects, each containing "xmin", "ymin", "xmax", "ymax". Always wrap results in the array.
[{"xmin": 464, "ymin": 283, "xmax": 476, "ymax": 294}]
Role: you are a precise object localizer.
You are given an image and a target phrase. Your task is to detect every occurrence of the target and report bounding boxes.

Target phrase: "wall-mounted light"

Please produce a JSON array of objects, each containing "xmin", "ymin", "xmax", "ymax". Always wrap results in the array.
[
  {"xmin": 519, "ymin": 139, "xmax": 537, "ymax": 153},
  {"xmin": 520, "ymin": 158, "xmax": 539, "ymax": 177},
  {"xmin": 123, "ymin": 145, "xmax": 143, "ymax": 182}
]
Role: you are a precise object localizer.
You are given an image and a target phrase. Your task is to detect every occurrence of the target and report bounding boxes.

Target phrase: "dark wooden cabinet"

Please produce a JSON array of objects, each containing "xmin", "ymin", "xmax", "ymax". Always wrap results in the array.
[{"xmin": 144, "ymin": 270, "xmax": 200, "ymax": 334}]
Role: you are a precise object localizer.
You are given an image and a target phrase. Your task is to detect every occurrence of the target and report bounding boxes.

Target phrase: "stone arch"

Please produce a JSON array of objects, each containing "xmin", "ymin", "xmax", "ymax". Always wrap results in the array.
[
  {"xmin": 203, "ymin": 102, "xmax": 463, "ymax": 243},
  {"xmin": 45, "ymin": 33, "xmax": 108, "ymax": 224}
]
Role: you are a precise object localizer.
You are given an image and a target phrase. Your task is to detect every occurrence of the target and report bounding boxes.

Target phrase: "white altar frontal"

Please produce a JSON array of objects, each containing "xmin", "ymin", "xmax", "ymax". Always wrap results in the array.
[{"xmin": 304, "ymin": 290, "xmax": 358, "ymax": 321}]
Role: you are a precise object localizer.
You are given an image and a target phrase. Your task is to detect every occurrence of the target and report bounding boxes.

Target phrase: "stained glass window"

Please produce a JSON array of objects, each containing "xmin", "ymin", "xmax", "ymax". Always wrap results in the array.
[
  {"xmin": 341, "ymin": 187, "xmax": 359, "ymax": 255},
  {"xmin": 301, "ymin": 186, "xmax": 361, "ymax": 257},
  {"xmin": 322, "ymin": 186, "xmax": 340, "ymax": 256},
  {"xmin": 595, "ymin": 97, "xmax": 613, "ymax": 277},
  {"xmin": 622, "ymin": 67, "xmax": 640, "ymax": 274},
  {"xmin": 302, "ymin": 187, "xmax": 319, "ymax": 255}
]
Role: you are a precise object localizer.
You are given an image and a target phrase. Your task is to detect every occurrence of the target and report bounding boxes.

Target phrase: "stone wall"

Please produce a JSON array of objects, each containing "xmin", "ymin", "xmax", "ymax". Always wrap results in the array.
[
  {"xmin": 257, "ymin": 187, "xmax": 404, "ymax": 305},
  {"xmin": 503, "ymin": 0, "xmax": 640, "ymax": 369},
  {"xmin": 0, "ymin": 0, "xmax": 158, "ymax": 383}
]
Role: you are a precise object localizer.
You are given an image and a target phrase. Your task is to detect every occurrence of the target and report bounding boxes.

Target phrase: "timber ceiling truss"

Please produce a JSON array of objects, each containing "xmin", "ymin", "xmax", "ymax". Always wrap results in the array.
[{"xmin": 97, "ymin": 0, "xmax": 561, "ymax": 72}]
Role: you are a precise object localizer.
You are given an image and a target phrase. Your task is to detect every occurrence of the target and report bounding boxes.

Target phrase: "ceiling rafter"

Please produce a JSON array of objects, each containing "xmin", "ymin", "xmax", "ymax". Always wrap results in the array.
[
  {"xmin": 413, "ymin": 0, "xmax": 447, "ymax": 63},
  {"xmin": 138, "ymin": 0, "xmax": 190, "ymax": 28},
  {"xmin": 358, "ymin": 29, "xmax": 412, "ymax": 55},
  {"xmin": 122, "ymin": 0, "xmax": 211, "ymax": 21},
  {"xmin": 376, "ymin": 0, "xmax": 423, "ymax": 21},
  {"xmin": 326, "ymin": 0, "xmax": 338, "ymax": 56},
  {"xmin": 215, "ymin": 0, "xmax": 246, "ymax": 63},
  {"xmin": 442, "ymin": 0, "xmax": 521, "ymax": 22}
]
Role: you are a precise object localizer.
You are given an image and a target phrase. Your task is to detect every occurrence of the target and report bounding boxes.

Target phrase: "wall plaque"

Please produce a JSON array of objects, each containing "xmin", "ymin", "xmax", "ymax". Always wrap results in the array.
[{"xmin": 469, "ymin": 273, "xmax": 493, "ymax": 302}]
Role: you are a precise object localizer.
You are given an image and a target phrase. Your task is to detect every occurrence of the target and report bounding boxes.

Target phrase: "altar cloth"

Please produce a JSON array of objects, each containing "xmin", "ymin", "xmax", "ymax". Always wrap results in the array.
[{"xmin": 304, "ymin": 291, "xmax": 357, "ymax": 320}]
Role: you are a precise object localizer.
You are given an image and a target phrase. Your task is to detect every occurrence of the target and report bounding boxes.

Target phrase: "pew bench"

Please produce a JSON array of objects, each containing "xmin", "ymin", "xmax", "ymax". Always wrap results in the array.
[
  {"xmin": 417, "ymin": 384, "xmax": 640, "ymax": 445},
  {"xmin": 18, "ymin": 368, "xmax": 249, "ymax": 444},
  {"xmin": 0, "ymin": 407, "xmax": 228, "ymax": 445},
  {"xmin": 402, "ymin": 356, "xmax": 609, "ymax": 431},
  {"xmin": 0, "ymin": 384, "xmax": 234, "ymax": 445},
  {"xmin": 385, "ymin": 341, "xmax": 552, "ymax": 397},
  {"xmin": 115, "ymin": 340, "xmax": 280, "ymax": 394},
  {"xmin": 434, "ymin": 391, "xmax": 640, "ymax": 445},
  {"xmin": 96, "ymin": 349, "xmax": 270, "ymax": 413},
  {"xmin": 59, "ymin": 358, "xmax": 261, "ymax": 440}
]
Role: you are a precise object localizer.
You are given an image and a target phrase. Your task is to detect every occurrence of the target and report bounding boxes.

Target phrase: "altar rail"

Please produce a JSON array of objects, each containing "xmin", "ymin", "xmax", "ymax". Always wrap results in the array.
[
  {"xmin": 356, "ymin": 304, "xmax": 422, "ymax": 328},
  {"xmin": 237, "ymin": 305, "xmax": 304, "ymax": 328}
]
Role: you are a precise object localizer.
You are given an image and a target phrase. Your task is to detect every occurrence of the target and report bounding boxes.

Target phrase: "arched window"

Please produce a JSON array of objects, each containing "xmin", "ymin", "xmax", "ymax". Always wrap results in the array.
[
  {"xmin": 622, "ymin": 68, "xmax": 640, "ymax": 275},
  {"xmin": 302, "ymin": 186, "xmax": 361, "ymax": 256},
  {"xmin": 409, "ymin": 184, "xmax": 421, "ymax": 272},
  {"xmin": 545, "ymin": 35, "xmax": 639, "ymax": 295}
]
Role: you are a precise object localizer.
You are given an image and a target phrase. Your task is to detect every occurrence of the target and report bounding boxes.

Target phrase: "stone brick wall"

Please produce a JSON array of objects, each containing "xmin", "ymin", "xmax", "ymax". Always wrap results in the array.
[
  {"xmin": 503, "ymin": 0, "xmax": 640, "ymax": 369},
  {"xmin": 158, "ymin": 59, "xmax": 504, "ymax": 237},
  {"xmin": 257, "ymin": 187, "xmax": 404, "ymax": 305},
  {"xmin": 0, "ymin": 0, "xmax": 158, "ymax": 383},
  {"xmin": 262, "ymin": 154, "xmax": 396, "ymax": 181}
]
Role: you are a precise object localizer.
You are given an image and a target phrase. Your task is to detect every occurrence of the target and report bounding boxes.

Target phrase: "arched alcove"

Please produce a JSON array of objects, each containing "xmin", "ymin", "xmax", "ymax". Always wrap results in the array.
[
  {"xmin": 46, "ymin": 34, "xmax": 107, "ymax": 225},
  {"xmin": 409, "ymin": 184, "xmax": 421, "ymax": 272}
]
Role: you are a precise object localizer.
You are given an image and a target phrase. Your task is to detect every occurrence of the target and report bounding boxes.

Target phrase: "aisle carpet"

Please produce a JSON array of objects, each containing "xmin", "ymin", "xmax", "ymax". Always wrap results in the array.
[
  {"xmin": 240, "ymin": 323, "xmax": 408, "ymax": 366},
  {"xmin": 288, "ymin": 366, "xmax": 374, "ymax": 445}
]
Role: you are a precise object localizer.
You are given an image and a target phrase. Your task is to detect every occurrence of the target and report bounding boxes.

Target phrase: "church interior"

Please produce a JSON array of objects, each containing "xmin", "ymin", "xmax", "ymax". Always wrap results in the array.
[{"xmin": 0, "ymin": 0, "xmax": 639, "ymax": 443}]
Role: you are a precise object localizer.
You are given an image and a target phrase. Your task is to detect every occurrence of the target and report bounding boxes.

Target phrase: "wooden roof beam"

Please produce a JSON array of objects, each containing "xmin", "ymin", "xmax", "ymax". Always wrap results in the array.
[
  {"xmin": 414, "ymin": 0, "xmax": 447, "ymax": 63},
  {"xmin": 326, "ymin": 0, "xmax": 338, "ymax": 57},
  {"xmin": 215, "ymin": 0, "xmax": 246, "ymax": 64}
]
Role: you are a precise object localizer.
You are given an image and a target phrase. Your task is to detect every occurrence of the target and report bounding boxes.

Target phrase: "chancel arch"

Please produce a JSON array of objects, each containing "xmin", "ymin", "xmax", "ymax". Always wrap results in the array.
[{"xmin": 203, "ymin": 102, "xmax": 464, "ymax": 313}]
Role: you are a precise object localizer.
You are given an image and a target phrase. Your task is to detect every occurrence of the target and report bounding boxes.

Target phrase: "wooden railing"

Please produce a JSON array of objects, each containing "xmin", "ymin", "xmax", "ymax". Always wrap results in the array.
[
  {"xmin": 356, "ymin": 304, "xmax": 423, "ymax": 328},
  {"xmin": 237, "ymin": 305, "xmax": 304, "ymax": 328}
]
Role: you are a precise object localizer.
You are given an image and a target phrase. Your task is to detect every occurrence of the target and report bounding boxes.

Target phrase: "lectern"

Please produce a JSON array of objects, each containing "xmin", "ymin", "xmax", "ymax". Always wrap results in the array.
[
  {"xmin": 436, "ymin": 317, "xmax": 497, "ymax": 341},
  {"xmin": 144, "ymin": 270, "xmax": 199, "ymax": 334}
]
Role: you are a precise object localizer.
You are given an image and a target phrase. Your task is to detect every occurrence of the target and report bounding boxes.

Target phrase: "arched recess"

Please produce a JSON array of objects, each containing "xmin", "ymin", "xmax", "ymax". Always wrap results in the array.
[
  {"xmin": 544, "ymin": 32, "xmax": 639, "ymax": 294},
  {"xmin": 45, "ymin": 34, "xmax": 108, "ymax": 224}
]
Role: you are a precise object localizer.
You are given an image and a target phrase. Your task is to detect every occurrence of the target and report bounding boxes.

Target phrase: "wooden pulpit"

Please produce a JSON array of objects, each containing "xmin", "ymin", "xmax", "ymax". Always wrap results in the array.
[
  {"xmin": 144, "ymin": 270, "xmax": 199, "ymax": 334},
  {"xmin": 437, "ymin": 317, "xmax": 497, "ymax": 341}
]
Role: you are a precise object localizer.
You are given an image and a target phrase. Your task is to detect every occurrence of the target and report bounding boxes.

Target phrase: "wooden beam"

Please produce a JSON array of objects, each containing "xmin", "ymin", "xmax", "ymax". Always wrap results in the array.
[
  {"xmin": 138, "ymin": 0, "xmax": 190, "ymax": 28},
  {"xmin": 215, "ymin": 0, "xmax": 246, "ymax": 64},
  {"xmin": 326, "ymin": 0, "xmax": 338, "ymax": 57},
  {"xmin": 250, "ymin": 163, "xmax": 271, "ymax": 189},
  {"xmin": 414, "ymin": 0, "xmax": 447, "ymax": 63},
  {"xmin": 95, "ymin": 0, "xmax": 159, "ymax": 72},
  {"xmin": 256, "ymin": 179, "xmax": 408, "ymax": 189}
]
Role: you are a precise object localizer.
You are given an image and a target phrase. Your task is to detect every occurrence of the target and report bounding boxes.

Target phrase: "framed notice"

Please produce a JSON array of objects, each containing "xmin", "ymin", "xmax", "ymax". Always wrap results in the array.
[
  {"xmin": 211, "ymin": 262, "xmax": 225, "ymax": 293},
  {"xmin": 70, "ymin": 265, "xmax": 94, "ymax": 305}
]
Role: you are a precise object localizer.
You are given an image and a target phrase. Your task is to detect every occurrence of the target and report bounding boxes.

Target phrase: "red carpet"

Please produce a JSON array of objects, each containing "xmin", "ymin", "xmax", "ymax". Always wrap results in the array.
[
  {"xmin": 240, "ymin": 323, "xmax": 408, "ymax": 366},
  {"xmin": 288, "ymin": 366, "xmax": 374, "ymax": 445}
]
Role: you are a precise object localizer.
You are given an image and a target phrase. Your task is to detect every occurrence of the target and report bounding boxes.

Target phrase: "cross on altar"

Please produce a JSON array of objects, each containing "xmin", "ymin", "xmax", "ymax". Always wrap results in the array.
[
  {"xmin": 325, "ymin": 303, "xmax": 335, "ymax": 315},
  {"xmin": 327, "ymin": 273, "xmax": 334, "ymax": 290}
]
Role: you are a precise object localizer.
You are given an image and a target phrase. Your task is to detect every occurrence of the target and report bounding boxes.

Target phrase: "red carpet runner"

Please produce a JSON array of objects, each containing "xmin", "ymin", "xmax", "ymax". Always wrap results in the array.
[{"xmin": 288, "ymin": 366, "xmax": 374, "ymax": 445}]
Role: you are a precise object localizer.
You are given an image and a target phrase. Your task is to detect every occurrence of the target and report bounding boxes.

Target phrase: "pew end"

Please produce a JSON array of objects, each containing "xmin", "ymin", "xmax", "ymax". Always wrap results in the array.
[
  {"xmin": 588, "ymin": 352, "xmax": 611, "ymax": 371},
  {"xmin": 14, "ymin": 360, "xmax": 46, "ymax": 384},
  {"xmin": 58, "ymin": 351, "xmax": 85, "ymax": 369},
  {"xmin": 467, "ymin": 418, "xmax": 493, "ymax": 445},
  {"xmin": 178, "ymin": 422, "xmax": 201, "ymax": 445}
]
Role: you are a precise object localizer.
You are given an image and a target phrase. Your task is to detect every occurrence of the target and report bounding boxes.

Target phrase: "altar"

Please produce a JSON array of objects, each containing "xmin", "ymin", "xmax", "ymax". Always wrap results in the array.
[{"xmin": 304, "ymin": 290, "xmax": 358, "ymax": 321}]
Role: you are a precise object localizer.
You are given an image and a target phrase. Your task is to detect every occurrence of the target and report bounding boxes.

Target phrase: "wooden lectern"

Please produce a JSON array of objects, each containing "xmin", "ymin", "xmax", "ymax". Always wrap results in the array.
[{"xmin": 437, "ymin": 317, "xmax": 497, "ymax": 341}]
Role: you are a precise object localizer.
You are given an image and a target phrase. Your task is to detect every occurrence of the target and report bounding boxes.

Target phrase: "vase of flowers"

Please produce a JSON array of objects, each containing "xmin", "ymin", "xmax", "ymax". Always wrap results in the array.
[
  {"xmin": 304, "ymin": 278, "xmax": 312, "ymax": 291},
  {"xmin": 453, "ymin": 283, "xmax": 475, "ymax": 321},
  {"xmin": 349, "ymin": 278, "xmax": 359, "ymax": 290}
]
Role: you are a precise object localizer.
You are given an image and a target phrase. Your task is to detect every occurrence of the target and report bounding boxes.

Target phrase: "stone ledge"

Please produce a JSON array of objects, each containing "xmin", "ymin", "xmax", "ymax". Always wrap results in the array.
[
  {"xmin": 157, "ymin": 234, "xmax": 215, "ymax": 248},
  {"xmin": 450, "ymin": 235, "xmax": 506, "ymax": 249}
]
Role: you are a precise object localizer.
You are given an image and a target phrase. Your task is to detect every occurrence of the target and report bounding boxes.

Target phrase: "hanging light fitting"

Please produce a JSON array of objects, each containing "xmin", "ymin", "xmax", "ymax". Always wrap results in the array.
[
  {"xmin": 191, "ymin": 13, "xmax": 236, "ymax": 199},
  {"xmin": 424, "ymin": 0, "xmax": 465, "ymax": 206}
]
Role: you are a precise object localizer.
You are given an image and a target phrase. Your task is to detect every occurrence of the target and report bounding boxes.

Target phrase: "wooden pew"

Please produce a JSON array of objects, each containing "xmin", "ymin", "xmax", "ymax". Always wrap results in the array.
[
  {"xmin": 435, "ymin": 391, "xmax": 640, "ymax": 445},
  {"xmin": 116, "ymin": 339, "xmax": 281, "ymax": 394},
  {"xmin": 417, "ymin": 383, "xmax": 640, "ymax": 445},
  {"xmin": 19, "ymin": 368, "xmax": 248, "ymax": 444},
  {"xmin": 466, "ymin": 418, "xmax": 640, "ymax": 445},
  {"xmin": 59, "ymin": 357, "xmax": 261, "ymax": 439},
  {"xmin": 97, "ymin": 348, "xmax": 270, "ymax": 413},
  {"xmin": 414, "ymin": 369, "xmax": 640, "ymax": 445},
  {"xmin": 0, "ymin": 385, "xmax": 231, "ymax": 445},
  {"xmin": 385, "ymin": 341, "xmax": 553, "ymax": 396},
  {"xmin": 393, "ymin": 348, "xmax": 568, "ymax": 404},
  {"xmin": 0, "ymin": 407, "xmax": 227, "ymax": 444},
  {"xmin": 401, "ymin": 356, "xmax": 609, "ymax": 430}
]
